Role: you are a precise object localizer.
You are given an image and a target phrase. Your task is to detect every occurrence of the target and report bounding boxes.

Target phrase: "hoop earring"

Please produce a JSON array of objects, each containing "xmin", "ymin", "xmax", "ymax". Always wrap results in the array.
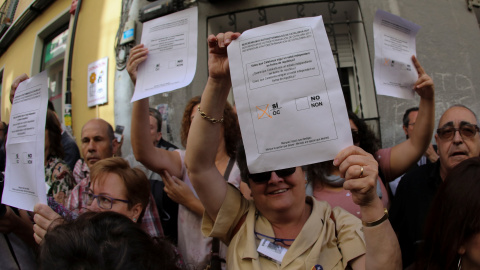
[{"xmin": 457, "ymin": 256, "xmax": 462, "ymax": 270}]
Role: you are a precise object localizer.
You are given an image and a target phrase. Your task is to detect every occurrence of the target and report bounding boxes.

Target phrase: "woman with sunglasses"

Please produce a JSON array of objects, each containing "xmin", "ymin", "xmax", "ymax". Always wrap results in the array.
[
  {"xmin": 306, "ymin": 56, "xmax": 435, "ymax": 218},
  {"xmin": 185, "ymin": 32, "xmax": 401, "ymax": 269}
]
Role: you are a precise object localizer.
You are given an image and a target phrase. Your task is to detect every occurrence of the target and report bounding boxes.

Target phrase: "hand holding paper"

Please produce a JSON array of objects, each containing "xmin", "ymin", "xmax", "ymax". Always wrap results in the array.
[
  {"xmin": 207, "ymin": 32, "xmax": 241, "ymax": 82},
  {"xmin": 127, "ymin": 44, "xmax": 149, "ymax": 85}
]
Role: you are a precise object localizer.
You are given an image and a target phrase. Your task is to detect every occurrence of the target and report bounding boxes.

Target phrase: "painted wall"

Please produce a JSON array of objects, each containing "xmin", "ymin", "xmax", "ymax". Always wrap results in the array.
[
  {"xmin": 0, "ymin": 0, "xmax": 70, "ymax": 122},
  {"xmin": 69, "ymin": 0, "xmax": 120, "ymax": 144},
  {"xmin": 0, "ymin": 0, "xmax": 121, "ymax": 152}
]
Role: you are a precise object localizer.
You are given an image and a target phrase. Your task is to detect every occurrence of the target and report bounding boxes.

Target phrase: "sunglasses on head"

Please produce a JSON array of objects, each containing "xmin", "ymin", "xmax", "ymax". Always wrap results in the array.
[
  {"xmin": 436, "ymin": 123, "xmax": 479, "ymax": 140},
  {"xmin": 249, "ymin": 167, "xmax": 297, "ymax": 183}
]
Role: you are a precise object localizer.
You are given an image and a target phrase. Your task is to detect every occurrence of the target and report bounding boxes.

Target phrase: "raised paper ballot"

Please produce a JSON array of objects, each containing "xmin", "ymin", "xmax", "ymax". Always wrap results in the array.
[
  {"xmin": 373, "ymin": 9, "xmax": 421, "ymax": 99},
  {"xmin": 132, "ymin": 6, "xmax": 198, "ymax": 102},
  {"xmin": 228, "ymin": 15, "xmax": 352, "ymax": 173},
  {"xmin": 2, "ymin": 71, "xmax": 49, "ymax": 211}
]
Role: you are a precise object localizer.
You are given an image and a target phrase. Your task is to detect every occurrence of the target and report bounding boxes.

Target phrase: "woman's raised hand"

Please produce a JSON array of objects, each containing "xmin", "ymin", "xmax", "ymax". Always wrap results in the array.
[
  {"xmin": 207, "ymin": 32, "xmax": 241, "ymax": 81},
  {"xmin": 334, "ymin": 145, "xmax": 379, "ymax": 207}
]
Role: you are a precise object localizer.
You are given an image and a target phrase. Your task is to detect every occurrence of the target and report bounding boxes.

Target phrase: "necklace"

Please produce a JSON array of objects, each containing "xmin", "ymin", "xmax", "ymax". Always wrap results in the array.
[
  {"xmin": 254, "ymin": 231, "xmax": 295, "ymax": 247},
  {"xmin": 254, "ymin": 211, "xmax": 296, "ymax": 247}
]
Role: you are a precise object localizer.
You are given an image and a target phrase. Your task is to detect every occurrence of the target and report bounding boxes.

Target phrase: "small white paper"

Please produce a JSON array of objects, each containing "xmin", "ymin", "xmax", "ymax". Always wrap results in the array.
[
  {"xmin": 2, "ymin": 71, "xmax": 49, "ymax": 211},
  {"xmin": 257, "ymin": 239, "xmax": 287, "ymax": 264},
  {"xmin": 228, "ymin": 16, "xmax": 352, "ymax": 173},
  {"xmin": 87, "ymin": 57, "xmax": 108, "ymax": 107},
  {"xmin": 373, "ymin": 9, "xmax": 421, "ymax": 99},
  {"xmin": 132, "ymin": 6, "xmax": 198, "ymax": 102}
]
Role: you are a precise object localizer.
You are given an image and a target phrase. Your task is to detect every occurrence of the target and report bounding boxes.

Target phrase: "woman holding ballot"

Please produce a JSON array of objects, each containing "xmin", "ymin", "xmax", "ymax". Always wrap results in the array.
[{"xmin": 185, "ymin": 31, "xmax": 401, "ymax": 269}]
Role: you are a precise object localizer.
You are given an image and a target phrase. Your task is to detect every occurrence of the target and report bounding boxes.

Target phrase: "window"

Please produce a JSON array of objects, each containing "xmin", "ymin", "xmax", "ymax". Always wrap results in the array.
[{"xmin": 41, "ymin": 26, "xmax": 69, "ymax": 113}]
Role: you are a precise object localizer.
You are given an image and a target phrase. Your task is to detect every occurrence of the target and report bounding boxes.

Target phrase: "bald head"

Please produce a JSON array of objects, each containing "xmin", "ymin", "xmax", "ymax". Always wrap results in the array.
[
  {"xmin": 81, "ymin": 119, "xmax": 118, "ymax": 168},
  {"xmin": 435, "ymin": 105, "xmax": 480, "ymax": 180}
]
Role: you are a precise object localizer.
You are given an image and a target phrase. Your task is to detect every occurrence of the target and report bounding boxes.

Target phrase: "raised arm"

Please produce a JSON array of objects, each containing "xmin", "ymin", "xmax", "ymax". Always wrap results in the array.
[
  {"xmin": 388, "ymin": 55, "xmax": 435, "ymax": 180},
  {"xmin": 335, "ymin": 146, "xmax": 402, "ymax": 270},
  {"xmin": 185, "ymin": 32, "xmax": 241, "ymax": 220},
  {"xmin": 128, "ymin": 44, "xmax": 182, "ymax": 178}
]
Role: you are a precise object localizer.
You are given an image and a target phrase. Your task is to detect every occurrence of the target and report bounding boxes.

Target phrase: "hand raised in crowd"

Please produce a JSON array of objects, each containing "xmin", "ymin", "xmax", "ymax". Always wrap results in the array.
[
  {"xmin": 115, "ymin": 134, "xmax": 124, "ymax": 157},
  {"xmin": 412, "ymin": 55, "xmax": 434, "ymax": 100},
  {"xmin": 160, "ymin": 170, "xmax": 204, "ymax": 216},
  {"xmin": 206, "ymin": 32, "xmax": 241, "ymax": 81},
  {"xmin": 126, "ymin": 44, "xmax": 148, "ymax": 85},
  {"xmin": 33, "ymin": 203, "xmax": 63, "ymax": 244},
  {"xmin": 10, "ymin": 73, "xmax": 29, "ymax": 104},
  {"xmin": 161, "ymin": 170, "xmax": 195, "ymax": 206},
  {"xmin": 334, "ymin": 145, "xmax": 379, "ymax": 207}
]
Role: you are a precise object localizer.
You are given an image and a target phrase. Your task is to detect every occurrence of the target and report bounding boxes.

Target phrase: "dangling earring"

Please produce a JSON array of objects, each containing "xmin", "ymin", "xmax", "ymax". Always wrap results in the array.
[{"xmin": 457, "ymin": 256, "xmax": 462, "ymax": 270}]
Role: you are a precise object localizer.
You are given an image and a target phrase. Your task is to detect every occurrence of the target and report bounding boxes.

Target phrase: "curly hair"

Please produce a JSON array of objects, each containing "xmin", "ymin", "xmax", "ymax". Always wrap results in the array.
[
  {"xmin": 348, "ymin": 111, "xmax": 380, "ymax": 156},
  {"xmin": 39, "ymin": 211, "xmax": 182, "ymax": 270},
  {"xmin": 180, "ymin": 96, "xmax": 240, "ymax": 158},
  {"xmin": 46, "ymin": 109, "xmax": 64, "ymax": 159}
]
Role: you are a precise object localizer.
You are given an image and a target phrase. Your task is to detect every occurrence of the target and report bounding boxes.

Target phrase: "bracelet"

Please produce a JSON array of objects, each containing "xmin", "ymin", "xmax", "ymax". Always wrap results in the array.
[
  {"xmin": 362, "ymin": 208, "xmax": 389, "ymax": 227},
  {"xmin": 198, "ymin": 106, "xmax": 224, "ymax": 124}
]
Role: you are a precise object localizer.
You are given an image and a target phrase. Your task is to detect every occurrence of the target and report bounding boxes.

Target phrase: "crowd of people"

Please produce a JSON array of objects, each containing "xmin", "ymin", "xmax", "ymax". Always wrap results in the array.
[{"xmin": 0, "ymin": 29, "xmax": 479, "ymax": 270}]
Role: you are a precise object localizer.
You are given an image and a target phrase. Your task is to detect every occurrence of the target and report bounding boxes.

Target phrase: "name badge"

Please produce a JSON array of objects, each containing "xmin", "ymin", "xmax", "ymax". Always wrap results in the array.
[{"xmin": 257, "ymin": 238, "xmax": 288, "ymax": 264}]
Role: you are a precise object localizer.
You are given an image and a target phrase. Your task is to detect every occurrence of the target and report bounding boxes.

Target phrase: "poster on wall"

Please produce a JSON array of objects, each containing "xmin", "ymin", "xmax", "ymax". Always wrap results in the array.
[{"xmin": 87, "ymin": 57, "xmax": 108, "ymax": 107}]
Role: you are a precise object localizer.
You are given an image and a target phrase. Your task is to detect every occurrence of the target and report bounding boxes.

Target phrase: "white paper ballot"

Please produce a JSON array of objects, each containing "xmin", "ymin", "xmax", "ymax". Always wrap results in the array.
[
  {"xmin": 373, "ymin": 9, "xmax": 421, "ymax": 99},
  {"xmin": 2, "ymin": 71, "xmax": 49, "ymax": 211},
  {"xmin": 132, "ymin": 6, "xmax": 198, "ymax": 102},
  {"xmin": 228, "ymin": 16, "xmax": 352, "ymax": 173}
]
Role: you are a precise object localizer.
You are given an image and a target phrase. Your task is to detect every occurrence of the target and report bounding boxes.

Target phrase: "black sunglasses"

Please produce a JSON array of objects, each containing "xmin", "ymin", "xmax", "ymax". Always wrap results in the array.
[
  {"xmin": 249, "ymin": 167, "xmax": 296, "ymax": 183},
  {"xmin": 437, "ymin": 124, "xmax": 479, "ymax": 140}
]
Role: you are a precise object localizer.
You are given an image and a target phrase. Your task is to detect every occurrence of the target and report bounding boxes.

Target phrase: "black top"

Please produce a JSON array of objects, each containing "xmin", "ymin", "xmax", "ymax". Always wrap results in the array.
[
  {"xmin": 61, "ymin": 131, "xmax": 81, "ymax": 171},
  {"xmin": 156, "ymin": 138, "xmax": 178, "ymax": 150},
  {"xmin": 389, "ymin": 161, "xmax": 443, "ymax": 269}
]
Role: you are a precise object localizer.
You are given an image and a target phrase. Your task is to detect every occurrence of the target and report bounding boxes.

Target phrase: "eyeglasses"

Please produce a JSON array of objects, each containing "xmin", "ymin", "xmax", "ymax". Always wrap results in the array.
[
  {"xmin": 83, "ymin": 192, "xmax": 130, "ymax": 210},
  {"xmin": 249, "ymin": 167, "xmax": 296, "ymax": 183},
  {"xmin": 436, "ymin": 124, "xmax": 479, "ymax": 140},
  {"xmin": 351, "ymin": 129, "xmax": 360, "ymax": 144}
]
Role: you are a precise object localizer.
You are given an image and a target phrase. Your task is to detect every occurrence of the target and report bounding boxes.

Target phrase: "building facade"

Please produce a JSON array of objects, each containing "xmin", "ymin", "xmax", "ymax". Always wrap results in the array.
[{"xmin": 1, "ymin": 0, "xmax": 479, "ymax": 155}]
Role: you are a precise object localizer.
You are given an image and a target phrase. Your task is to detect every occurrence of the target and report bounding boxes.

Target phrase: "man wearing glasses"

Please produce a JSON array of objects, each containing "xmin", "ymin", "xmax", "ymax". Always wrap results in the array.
[{"xmin": 390, "ymin": 104, "xmax": 480, "ymax": 268}]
